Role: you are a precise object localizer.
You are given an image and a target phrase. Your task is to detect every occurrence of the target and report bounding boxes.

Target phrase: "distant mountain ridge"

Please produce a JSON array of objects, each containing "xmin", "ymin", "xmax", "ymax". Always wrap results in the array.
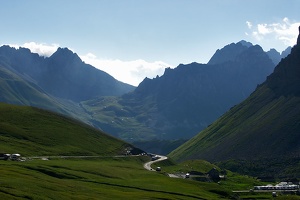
[
  {"xmin": 0, "ymin": 46, "xmax": 135, "ymax": 102},
  {"xmin": 208, "ymin": 40, "xmax": 291, "ymax": 66}
]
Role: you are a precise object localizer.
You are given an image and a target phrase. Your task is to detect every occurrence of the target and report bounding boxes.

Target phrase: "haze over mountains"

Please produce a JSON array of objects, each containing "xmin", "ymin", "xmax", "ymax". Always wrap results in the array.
[{"xmin": 0, "ymin": 40, "xmax": 291, "ymax": 149}]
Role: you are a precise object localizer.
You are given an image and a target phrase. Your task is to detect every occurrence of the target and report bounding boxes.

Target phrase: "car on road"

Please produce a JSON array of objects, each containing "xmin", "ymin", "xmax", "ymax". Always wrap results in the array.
[
  {"xmin": 151, "ymin": 155, "xmax": 161, "ymax": 161},
  {"xmin": 185, "ymin": 173, "xmax": 190, "ymax": 178}
]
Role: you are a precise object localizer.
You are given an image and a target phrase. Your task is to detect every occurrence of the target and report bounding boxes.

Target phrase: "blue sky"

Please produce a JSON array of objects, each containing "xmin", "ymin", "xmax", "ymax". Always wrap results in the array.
[{"xmin": 1, "ymin": 0, "xmax": 299, "ymax": 86}]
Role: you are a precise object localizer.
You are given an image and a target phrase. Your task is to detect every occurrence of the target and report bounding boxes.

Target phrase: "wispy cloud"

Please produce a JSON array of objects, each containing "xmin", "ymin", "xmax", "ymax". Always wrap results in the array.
[
  {"xmin": 246, "ymin": 21, "xmax": 252, "ymax": 29},
  {"xmin": 246, "ymin": 17, "xmax": 300, "ymax": 46},
  {"xmin": 81, "ymin": 53, "xmax": 173, "ymax": 86},
  {"xmin": 20, "ymin": 42, "xmax": 59, "ymax": 57}
]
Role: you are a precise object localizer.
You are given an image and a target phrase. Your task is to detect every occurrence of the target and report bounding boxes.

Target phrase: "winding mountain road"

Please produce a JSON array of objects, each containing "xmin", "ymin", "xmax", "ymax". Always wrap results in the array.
[{"xmin": 143, "ymin": 155, "xmax": 168, "ymax": 171}]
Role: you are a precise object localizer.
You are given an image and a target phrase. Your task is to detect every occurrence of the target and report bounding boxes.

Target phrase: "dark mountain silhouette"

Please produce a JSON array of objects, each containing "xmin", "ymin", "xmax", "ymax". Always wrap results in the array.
[
  {"xmin": 83, "ymin": 43, "xmax": 276, "ymax": 142},
  {"xmin": 169, "ymin": 26, "xmax": 300, "ymax": 178},
  {"xmin": 0, "ymin": 46, "xmax": 134, "ymax": 102}
]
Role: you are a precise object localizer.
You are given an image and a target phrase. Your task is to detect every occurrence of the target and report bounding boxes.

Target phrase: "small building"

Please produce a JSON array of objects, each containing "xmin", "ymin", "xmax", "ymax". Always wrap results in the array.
[{"xmin": 207, "ymin": 168, "xmax": 220, "ymax": 182}]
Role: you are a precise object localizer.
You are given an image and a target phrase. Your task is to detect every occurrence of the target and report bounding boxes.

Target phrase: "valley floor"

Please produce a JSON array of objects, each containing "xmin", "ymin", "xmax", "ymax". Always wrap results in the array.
[
  {"xmin": 1, "ymin": 156, "xmax": 300, "ymax": 199},
  {"xmin": 0, "ymin": 156, "xmax": 228, "ymax": 199}
]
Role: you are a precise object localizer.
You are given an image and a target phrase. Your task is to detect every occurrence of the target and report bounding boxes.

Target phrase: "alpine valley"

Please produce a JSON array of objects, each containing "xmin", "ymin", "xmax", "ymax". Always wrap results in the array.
[
  {"xmin": 0, "ymin": 40, "xmax": 291, "ymax": 154},
  {"xmin": 1, "ymin": 28, "xmax": 300, "ymax": 199}
]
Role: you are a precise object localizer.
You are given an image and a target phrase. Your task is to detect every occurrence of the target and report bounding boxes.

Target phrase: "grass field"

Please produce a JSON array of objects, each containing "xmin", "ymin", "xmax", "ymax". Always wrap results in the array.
[
  {"xmin": 0, "ymin": 156, "xmax": 232, "ymax": 200},
  {"xmin": 1, "ymin": 103, "xmax": 299, "ymax": 199},
  {"xmin": 1, "ymin": 156, "xmax": 298, "ymax": 200}
]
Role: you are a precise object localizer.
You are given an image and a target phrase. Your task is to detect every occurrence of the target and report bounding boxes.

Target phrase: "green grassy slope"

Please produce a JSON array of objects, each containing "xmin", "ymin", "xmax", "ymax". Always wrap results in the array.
[
  {"xmin": 0, "ymin": 103, "xmax": 135, "ymax": 156},
  {"xmin": 169, "ymin": 38, "xmax": 300, "ymax": 168},
  {"xmin": 1, "ymin": 157, "xmax": 297, "ymax": 199},
  {"xmin": 81, "ymin": 96, "xmax": 157, "ymax": 140},
  {"xmin": 0, "ymin": 157, "xmax": 232, "ymax": 200},
  {"xmin": 169, "ymin": 85, "xmax": 300, "ymax": 162}
]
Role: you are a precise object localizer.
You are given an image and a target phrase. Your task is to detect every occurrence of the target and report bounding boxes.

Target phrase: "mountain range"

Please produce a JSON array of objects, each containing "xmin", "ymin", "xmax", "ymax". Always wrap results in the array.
[
  {"xmin": 0, "ymin": 41, "xmax": 291, "ymax": 150},
  {"xmin": 0, "ymin": 46, "xmax": 134, "ymax": 102},
  {"xmin": 169, "ymin": 27, "xmax": 300, "ymax": 179},
  {"xmin": 82, "ymin": 41, "xmax": 288, "ymax": 143}
]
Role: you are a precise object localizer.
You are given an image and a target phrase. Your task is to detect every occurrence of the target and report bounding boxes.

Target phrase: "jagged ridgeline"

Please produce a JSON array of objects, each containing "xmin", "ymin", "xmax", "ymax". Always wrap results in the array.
[
  {"xmin": 0, "ymin": 46, "xmax": 134, "ymax": 102},
  {"xmin": 169, "ymin": 26, "xmax": 300, "ymax": 178},
  {"xmin": 0, "ymin": 103, "xmax": 141, "ymax": 156}
]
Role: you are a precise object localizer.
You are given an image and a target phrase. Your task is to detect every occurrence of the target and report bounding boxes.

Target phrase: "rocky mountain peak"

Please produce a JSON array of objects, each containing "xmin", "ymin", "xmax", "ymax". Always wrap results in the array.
[
  {"xmin": 208, "ymin": 41, "xmax": 251, "ymax": 65},
  {"xmin": 49, "ymin": 47, "xmax": 82, "ymax": 65},
  {"xmin": 238, "ymin": 40, "xmax": 253, "ymax": 48}
]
